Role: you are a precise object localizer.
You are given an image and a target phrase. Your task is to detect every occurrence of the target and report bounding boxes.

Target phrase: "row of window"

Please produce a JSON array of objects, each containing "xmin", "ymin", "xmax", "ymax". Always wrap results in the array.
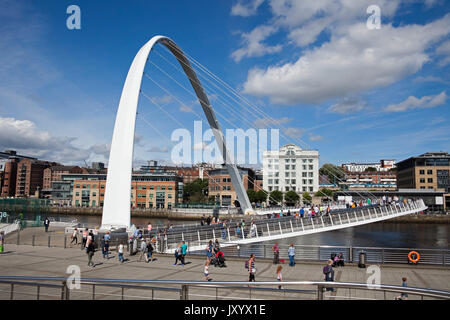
[
  {"xmin": 75, "ymin": 184, "xmax": 173, "ymax": 191},
  {"xmin": 267, "ymin": 158, "xmax": 315, "ymax": 163},
  {"xmin": 419, "ymin": 170, "xmax": 433, "ymax": 175},
  {"xmin": 419, "ymin": 178, "xmax": 433, "ymax": 183},
  {"xmin": 268, "ymin": 186, "xmax": 314, "ymax": 192},
  {"xmin": 267, "ymin": 179, "xmax": 315, "ymax": 185},
  {"xmin": 134, "ymin": 193, "xmax": 173, "ymax": 198}
]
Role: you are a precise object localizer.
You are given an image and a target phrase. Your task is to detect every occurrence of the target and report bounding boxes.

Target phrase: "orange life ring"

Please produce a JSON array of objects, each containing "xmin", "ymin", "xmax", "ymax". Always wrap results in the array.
[{"xmin": 408, "ymin": 251, "xmax": 420, "ymax": 263}]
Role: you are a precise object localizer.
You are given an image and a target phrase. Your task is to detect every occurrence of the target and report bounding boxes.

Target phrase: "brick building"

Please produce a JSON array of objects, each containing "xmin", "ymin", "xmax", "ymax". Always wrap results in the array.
[
  {"xmin": 15, "ymin": 159, "xmax": 58, "ymax": 197},
  {"xmin": 43, "ymin": 166, "xmax": 84, "ymax": 190}
]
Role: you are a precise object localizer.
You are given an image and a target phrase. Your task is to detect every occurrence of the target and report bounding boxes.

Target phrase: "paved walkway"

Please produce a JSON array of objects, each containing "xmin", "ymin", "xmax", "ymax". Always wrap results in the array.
[{"xmin": 0, "ymin": 242, "xmax": 449, "ymax": 300}]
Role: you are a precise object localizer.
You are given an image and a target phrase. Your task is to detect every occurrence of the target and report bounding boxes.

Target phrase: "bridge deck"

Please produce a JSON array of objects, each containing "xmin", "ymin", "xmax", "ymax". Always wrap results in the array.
[{"xmin": 0, "ymin": 244, "xmax": 448, "ymax": 300}]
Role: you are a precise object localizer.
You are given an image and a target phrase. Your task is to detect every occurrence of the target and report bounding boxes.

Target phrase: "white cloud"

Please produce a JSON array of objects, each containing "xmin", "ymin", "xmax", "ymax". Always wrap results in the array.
[
  {"xmin": 383, "ymin": 91, "xmax": 447, "ymax": 112},
  {"xmin": 243, "ymin": 14, "xmax": 450, "ymax": 104},
  {"xmin": 435, "ymin": 40, "xmax": 450, "ymax": 66},
  {"xmin": 0, "ymin": 117, "xmax": 111, "ymax": 164},
  {"xmin": 231, "ymin": 0, "xmax": 265, "ymax": 17},
  {"xmin": 179, "ymin": 104, "xmax": 194, "ymax": 113},
  {"xmin": 231, "ymin": 25, "xmax": 282, "ymax": 62},
  {"xmin": 252, "ymin": 116, "xmax": 292, "ymax": 128},
  {"xmin": 282, "ymin": 127, "xmax": 303, "ymax": 138},
  {"xmin": 147, "ymin": 146, "xmax": 169, "ymax": 153},
  {"xmin": 327, "ymin": 97, "xmax": 367, "ymax": 114},
  {"xmin": 309, "ymin": 133, "xmax": 323, "ymax": 141}
]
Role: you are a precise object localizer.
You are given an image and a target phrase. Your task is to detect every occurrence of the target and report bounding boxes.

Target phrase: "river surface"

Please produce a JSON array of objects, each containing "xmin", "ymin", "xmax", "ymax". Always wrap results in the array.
[{"xmin": 18, "ymin": 212, "xmax": 448, "ymax": 249}]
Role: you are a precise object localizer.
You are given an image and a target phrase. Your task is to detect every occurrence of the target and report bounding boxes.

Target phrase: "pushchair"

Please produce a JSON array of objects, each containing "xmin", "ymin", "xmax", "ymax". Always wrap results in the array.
[{"xmin": 211, "ymin": 251, "xmax": 227, "ymax": 268}]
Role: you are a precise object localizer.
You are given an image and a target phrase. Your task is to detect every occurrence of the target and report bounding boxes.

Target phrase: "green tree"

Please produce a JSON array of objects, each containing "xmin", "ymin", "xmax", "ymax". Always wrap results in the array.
[
  {"xmin": 365, "ymin": 167, "xmax": 377, "ymax": 172},
  {"xmin": 256, "ymin": 190, "xmax": 268, "ymax": 203},
  {"xmin": 269, "ymin": 190, "xmax": 283, "ymax": 205},
  {"xmin": 183, "ymin": 179, "xmax": 209, "ymax": 203},
  {"xmin": 247, "ymin": 189, "xmax": 258, "ymax": 203},
  {"xmin": 319, "ymin": 163, "xmax": 346, "ymax": 184},
  {"xmin": 315, "ymin": 188, "xmax": 333, "ymax": 198},
  {"xmin": 302, "ymin": 191, "xmax": 312, "ymax": 203},
  {"xmin": 285, "ymin": 190, "xmax": 300, "ymax": 205}
]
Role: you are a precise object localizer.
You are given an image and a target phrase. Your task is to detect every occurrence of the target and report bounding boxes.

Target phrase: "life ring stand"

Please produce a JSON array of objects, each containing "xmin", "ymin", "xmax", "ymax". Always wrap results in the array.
[{"xmin": 408, "ymin": 251, "xmax": 420, "ymax": 264}]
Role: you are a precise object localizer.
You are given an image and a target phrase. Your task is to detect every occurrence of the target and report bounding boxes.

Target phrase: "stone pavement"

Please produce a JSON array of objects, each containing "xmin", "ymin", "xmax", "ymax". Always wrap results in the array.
[{"xmin": 0, "ymin": 242, "xmax": 449, "ymax": 300}]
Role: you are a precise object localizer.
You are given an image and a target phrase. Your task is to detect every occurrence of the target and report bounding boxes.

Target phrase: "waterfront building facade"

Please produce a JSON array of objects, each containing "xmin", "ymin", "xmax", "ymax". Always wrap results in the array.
[
  {"xmin": 263, "ymin": 144, "xmax": 319, "ymax": 193},
  {"xmin": 15, "ymin": 159, "xmax": 58, "ymax": 197},
  {"xmin": 341, "ymin": 159, "xmax": 396, "ymax": 172},
  {"xmin": 208, "ymin": 166, "xmax": 255, "ymax": 207},
  {"xmin": 396, "ymin": 152, "xmax": 450, "ymax": 192}
]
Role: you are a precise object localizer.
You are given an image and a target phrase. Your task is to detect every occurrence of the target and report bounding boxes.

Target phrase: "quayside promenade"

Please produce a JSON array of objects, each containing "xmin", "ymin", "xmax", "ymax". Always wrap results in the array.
[{"xmin": 0, "ymin": 240, "xmax": 449, "ymax": 300}]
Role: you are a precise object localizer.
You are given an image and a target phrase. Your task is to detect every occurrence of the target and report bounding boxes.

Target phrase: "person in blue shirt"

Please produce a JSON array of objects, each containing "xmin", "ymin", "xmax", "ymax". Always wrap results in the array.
[
  {"xmin": 300, "ymin": 207, "xmax": 304, "ymax": 218},
  {"xmin": 180, "ymin": 241, "xmax": 188, "ymax": 266}
]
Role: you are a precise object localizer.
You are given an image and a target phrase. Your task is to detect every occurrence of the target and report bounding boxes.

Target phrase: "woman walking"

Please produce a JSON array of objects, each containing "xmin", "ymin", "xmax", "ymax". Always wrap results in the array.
[
  {"xmin": 87, "ymin": 240, "xmax": 95, "ymax": 267},
  {"xmin": 272, "ymin": 242, "xmax": 280, "ymax": 264},
  {"xmin": 205, "ymin": 240, "xmax": 213, "ymax": 263},
  {"xmin": 248, "ymin": 254, "xmax": 256, "ymax": 282},
  {"xmin": 70, "ymin": 228, "xmax": 78, "ymax": 245},
  {"xmin": 276, "ymin": 265, "xmax": 283, "ymax": 289}
]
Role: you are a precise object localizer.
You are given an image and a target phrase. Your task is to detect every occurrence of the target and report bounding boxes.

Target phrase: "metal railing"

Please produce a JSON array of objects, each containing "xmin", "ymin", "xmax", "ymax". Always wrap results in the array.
[{"xmin": 0, "ymin": 276, "xmax": 448, "ymax": 300}]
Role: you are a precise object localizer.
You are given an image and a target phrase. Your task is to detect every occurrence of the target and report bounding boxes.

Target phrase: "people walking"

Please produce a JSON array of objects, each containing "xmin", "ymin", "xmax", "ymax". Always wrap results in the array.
[
  {"xmin": 276, "ymin": 265, "xmax": 283, "ymax": 289},
  {"xmin": 396, "ymin": 277, "xmax": 409, "ymax": 300},
  {"xmin": 323, "ymin": 259, "xmax": 335, "ymax": 292},
  {"xmin": 100, "ymin": 236, "xmax": 107, "ymax": 259},
  {"xmin": 272, "ymin": 242, "xmax": 280, "ymax": 264},
  {"xmin": 87, "ymin": 239, "xmax": 95, "ymax": 267},
  {"xmin": 174, "ymin": 244, "xmax": 181, "ymax": 265},
  {"xmin": 0, "ymin": 231, "xmax": 4, "ymax": 254},
  {"xmin": 146, "ymin": 240, "xmax": 154, "ymax": 262},
  {"xmin": 213, "ymin": 239, "xmax": 220, "ymax": 254},
  {"xmin": 44, "ymin": 217, "xmax": 50, "ymax": 232},
  {"xmin": 118, "ymin": 242, "xmax": 124, "ymax": 263},
  {"xmin": 70, "ymin": 228, "xmax": 78, "ymax": 245},
  {"xmin": 248, "ymin": 254, "xmax": 256, "ymax": 282},
  {"xmin": 288, "ymin": 243, "xmax": 296, "ymax": 267},
  {"xmin": 204, "ymin": 261, "xmax": 212, "ymax": 281},
  {"xmin": 180, "ymin": 241, "xmax": 188, "ymax": 266},
  {"xmin": 206, "ymin": 240, "xmax": 213, "ymax": 263},
  {"xmin": 104, "ymin": 231, "xmax": 110, "ymax": 259},
  {"xmin": 81, "ymin": 228, "xmax": 88, "ymax": 250},
  {"xmin": 139, "ymin": 238, "xmax": 147, "ymax": 262}
]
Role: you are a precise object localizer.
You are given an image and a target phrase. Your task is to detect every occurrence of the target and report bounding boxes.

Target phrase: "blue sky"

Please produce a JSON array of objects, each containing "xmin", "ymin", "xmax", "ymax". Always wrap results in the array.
[{"xmin": 0, "ymin": 0, "xmax": 449, "ymax": 168}]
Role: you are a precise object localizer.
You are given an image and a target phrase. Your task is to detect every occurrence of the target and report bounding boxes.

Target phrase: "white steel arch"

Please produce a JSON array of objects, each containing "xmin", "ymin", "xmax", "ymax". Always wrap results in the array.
[{"xmin": 101, "ymin": 36, "xmax": 253, "ymax": 229}]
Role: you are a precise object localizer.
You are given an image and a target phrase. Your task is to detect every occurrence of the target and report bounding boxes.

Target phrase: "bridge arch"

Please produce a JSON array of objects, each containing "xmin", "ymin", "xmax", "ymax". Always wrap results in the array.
[{"xmin": 101, "ymin": 36, "xmax": 252, "ymax": 229}]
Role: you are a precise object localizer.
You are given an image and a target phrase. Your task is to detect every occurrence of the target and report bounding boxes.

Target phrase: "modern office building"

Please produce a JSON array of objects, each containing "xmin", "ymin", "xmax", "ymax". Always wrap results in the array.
[
  {"xmin": 42, "ymin": 166, "xmax": 84, "ymax": 190},
  {"xmin": 396, "ymin": 152, "xmax": 450, "ymax": 192},
  {"xmin": 263, "ymin": 144, "xmax": 319, "ymax": 193}
]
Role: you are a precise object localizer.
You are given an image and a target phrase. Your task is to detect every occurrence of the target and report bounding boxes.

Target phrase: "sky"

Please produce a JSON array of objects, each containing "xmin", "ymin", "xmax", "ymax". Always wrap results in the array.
[{"xmin": 0, "ymin": 0, "xmax": 449, "ymax": 169}]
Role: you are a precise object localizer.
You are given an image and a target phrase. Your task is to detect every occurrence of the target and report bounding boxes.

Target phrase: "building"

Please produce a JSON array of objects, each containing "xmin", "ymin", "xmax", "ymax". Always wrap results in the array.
[
  {"xmin": 263, "ymin": 144, "xmax": 319, "ymax": 193},
  {"xmin": 340, "ymin": 171, "xmax": 397, "ymax": 191},
  {"xmin": 254, "ymin": 170, "xmax": 264, "ymax": 191},
  {"xmin": 0, "ymin": 150, "xmax": 37, "ymax": 197},
  {"xmin": 15, "ymin": 159, "xmax": 58, "ymax": 197},
  {"xmin": 208, "ymin": 166, "xmax": 255, "ymax": 207},
  {"xmin": 341, "ymin": 159, "xmax": 396, "ymax": 172},
  {"xmin": 69, "ymin": 171, "xmax": 183, "ymax": 209},
  {"xmin": 396, "ymin": 152, "xmax": 450, "ymax": 192},
  {"xmin": 43, "ymin": 166, "xmax": 84, "ymax": 190}
]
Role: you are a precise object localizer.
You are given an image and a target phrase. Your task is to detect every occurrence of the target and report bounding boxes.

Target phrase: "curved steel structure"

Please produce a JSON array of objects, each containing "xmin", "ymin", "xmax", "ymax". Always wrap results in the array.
[{"xmin": 101, "ymin": 36, "xmax": 252, "ymax": 229}]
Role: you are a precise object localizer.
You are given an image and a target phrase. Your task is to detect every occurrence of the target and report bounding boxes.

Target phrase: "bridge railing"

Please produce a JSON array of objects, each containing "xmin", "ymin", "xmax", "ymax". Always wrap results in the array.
[
  {"xmin": 156, "ymin": 199, "xmax": 426, "ymax": 250},
  {"xmin": 0, "ymin": 276, "xmax": 448, "ymax": 300}
]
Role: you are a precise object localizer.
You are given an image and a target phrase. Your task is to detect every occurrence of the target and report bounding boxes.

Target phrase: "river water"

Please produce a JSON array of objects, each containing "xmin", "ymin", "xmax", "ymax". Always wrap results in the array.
[{"xmin": 32, "ymin": 213, "xmax": 449, "ymax": 249}]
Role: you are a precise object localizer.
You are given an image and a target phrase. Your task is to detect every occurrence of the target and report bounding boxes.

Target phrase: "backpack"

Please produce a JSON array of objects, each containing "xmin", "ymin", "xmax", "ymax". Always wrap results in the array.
[{"xmin": 245, "ymin": 260, "xmax": 249, "ymax": 269}]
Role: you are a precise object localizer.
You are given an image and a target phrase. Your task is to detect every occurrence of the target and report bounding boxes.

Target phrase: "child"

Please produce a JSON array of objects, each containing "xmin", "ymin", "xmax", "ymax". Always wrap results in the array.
[
  {"xmin": 204, "ymin": 261, "xmax": 212, "ymax": 281},
  {"xmin": 118, "ymin": 242, "xmax": 124, "ymax": 263},
  {"xmin": 276, "ymin": 265, "xmax": 283, "ymax": 289}
]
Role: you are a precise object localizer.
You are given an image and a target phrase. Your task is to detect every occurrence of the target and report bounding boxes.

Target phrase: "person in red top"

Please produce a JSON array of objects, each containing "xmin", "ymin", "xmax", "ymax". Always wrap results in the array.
[{"xmin": 272, "ymin": 242, "xmax": 280, "ymax": 264}]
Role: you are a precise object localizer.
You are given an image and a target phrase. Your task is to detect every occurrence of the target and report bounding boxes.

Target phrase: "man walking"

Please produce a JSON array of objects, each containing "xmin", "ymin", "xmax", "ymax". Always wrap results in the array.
[
  {"xmin": 272, "ymin": 242, "xmax": 280, "ymax": 264},
  {"xmin": 44, "ymin": 217, "xmax": 50, "ymax": 232},
  {"xmin": 70, "ymin": 228, "xmax": 78, "ymax": 245},
  {"xmin": 180, "ymin": 241, "xmax": 188, "ymax": 266},
  {"xmin": 87, "ymin": 239, "xmax": 95, "ymax": 267}
]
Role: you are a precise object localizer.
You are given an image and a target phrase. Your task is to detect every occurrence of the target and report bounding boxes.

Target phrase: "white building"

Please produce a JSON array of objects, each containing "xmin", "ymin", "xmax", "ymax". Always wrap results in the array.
[{"xmin": 263, "ymin": 144, "xmax": 319, "ymax": 193}]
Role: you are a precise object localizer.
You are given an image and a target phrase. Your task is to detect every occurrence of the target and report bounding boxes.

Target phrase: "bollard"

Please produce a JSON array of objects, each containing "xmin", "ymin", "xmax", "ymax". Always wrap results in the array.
[
  {"xmin": 32, "ymin": 235, "xmax": 35, "ymax": 247},
  {"xmin": 48, "ymin": 235, "xmax": 51, "ymax": 247},
  {"xmin": 180, "ymin": 285, "xmax": 189, "ymax": 300},
  {"xmin": 317, "ymin": 286, "xmax": 324, "ymax": 300},
  {"xmin": 64, "ymin": 236, "xmax": 67, "ymax": 249},
  {"xmin": 16, "ymin": 230, "xmax": 20, "ymax": 245}
]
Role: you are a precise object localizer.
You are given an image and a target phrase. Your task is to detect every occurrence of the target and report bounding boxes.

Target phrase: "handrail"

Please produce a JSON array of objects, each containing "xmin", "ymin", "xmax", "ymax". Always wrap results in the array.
[{"xmin": 0, "ymin": 276, "xmax": 448, "ymax": 300}]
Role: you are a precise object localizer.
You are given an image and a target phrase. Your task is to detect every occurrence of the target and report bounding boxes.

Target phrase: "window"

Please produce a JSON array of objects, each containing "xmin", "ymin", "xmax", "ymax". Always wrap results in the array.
[
  {"xmin": 268, "ymin": 179, "xmax": 273, "ymax": 184},
  {"xmin": 419, "ymin": 170, "xmax": 425, "ymax": 174},
  {"xmin": 427, "ymin": 170, "xmax": 433, "ymax": 175},
  {"xmin": 303, "ymin": 179, "xmax": 307, "ymax": 184},
  {"xmin": 285, "ymin": 165, "xmax": 289, "ymax": 170},
  {"xmin": 101, "ymin": 185, "xmax": 105, "ymax": 189},
  {"xmin": 168, "ymin": 194, "xmax": 172, "ymax": 198},
  {"xmin": 420, "ymin": 178, "xmax": 425, "ymax": 183},
  {"xmin": 291, "ymin": 165, "xmax": 296, "ymax": 170},
  {"xmin": 286, "ymin": 172, "xmax": 290, "ymax": 177},
  {"xmin": 285, "ymin": 179, "xmax": 290, "ymax": 184},
  {"xmin": 308, "ymin": 172, "xmax": 313, "ymax": 177},
  {"xmin": 308, "ymin": 159, "xmax": 313, "ymax": 163},
  {"xmin": 75, "ymin": 192, "xmax": 79, "ymax": 196},
  {"xmin": 303, "ymin": 165, "xmax": 307, "ymax": 170},
  {"xmin": 92, "ymin": 192, "xmax": 96, "ymax": 197},
  {"xmin": 93, "ymin": 184, "xmax": 97, "ymax": 189},
  {"xmin": 291, "ymin": 179, "xmax": 296, "ymax": 184},
  {"xmin": 428, "ymin": 178, "xmax": 433, "ymax": 183},
  {"xmin": 309, "ymin": 165, "xmax": 313, "ymax": 170},
  {"xmin": 302, "ymin": 172, "xmax": 307, "ymax": 177},
  {"xmin": 309, "ymin": 187, "xmax": 313, "ymax": 192}
]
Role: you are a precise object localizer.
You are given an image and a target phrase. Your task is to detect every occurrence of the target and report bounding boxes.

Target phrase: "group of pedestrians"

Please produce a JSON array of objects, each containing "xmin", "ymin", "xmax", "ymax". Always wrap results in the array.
[{"xmin": 173, "ymin": 241, "xmax": 188, "ymax": 265}]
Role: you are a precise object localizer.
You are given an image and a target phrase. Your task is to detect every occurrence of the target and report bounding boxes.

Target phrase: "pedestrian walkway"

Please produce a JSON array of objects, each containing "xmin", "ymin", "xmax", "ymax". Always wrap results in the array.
[{"xmin": 0, "ymin": 244, "xmax": 448, "ymax": 300}]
